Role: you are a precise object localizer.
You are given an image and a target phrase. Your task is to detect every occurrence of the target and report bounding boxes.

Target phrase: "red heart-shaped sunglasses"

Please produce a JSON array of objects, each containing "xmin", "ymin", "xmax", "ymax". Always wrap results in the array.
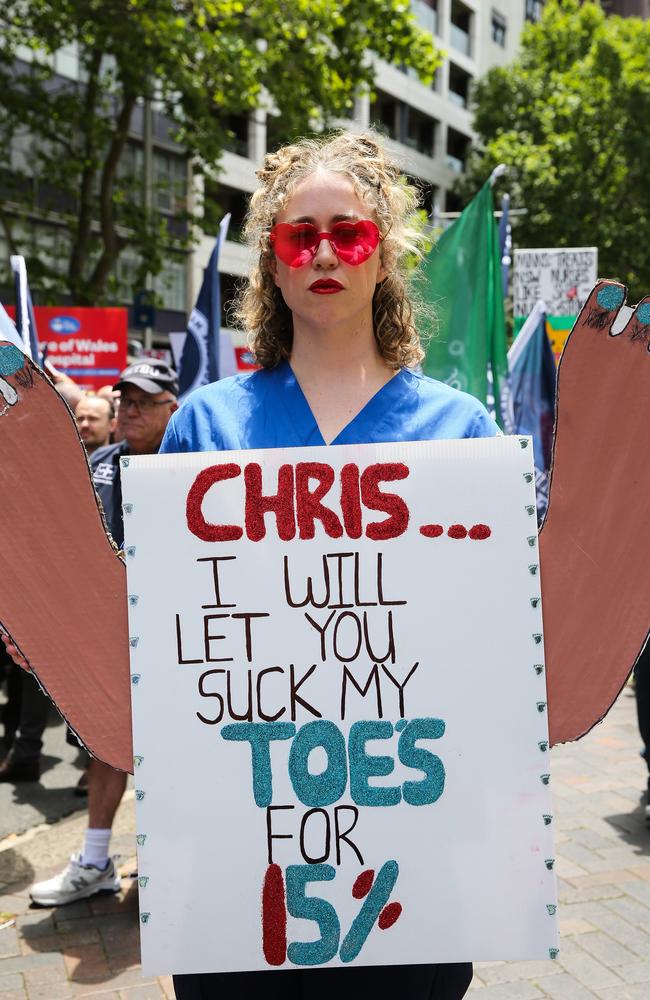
[{"xmin": 269, "ymin": 219, "xmax": 381, "ymax": 268}]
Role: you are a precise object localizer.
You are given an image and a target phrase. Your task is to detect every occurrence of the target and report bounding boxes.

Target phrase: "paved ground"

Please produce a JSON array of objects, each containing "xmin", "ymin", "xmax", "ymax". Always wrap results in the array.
[
  {"xmin": 0, "ymin": 685, "xmax": 88, "ymax": 840},
  {"xmin": 0, "ymin": 685, "xmax": 648, "ymax": 998}
]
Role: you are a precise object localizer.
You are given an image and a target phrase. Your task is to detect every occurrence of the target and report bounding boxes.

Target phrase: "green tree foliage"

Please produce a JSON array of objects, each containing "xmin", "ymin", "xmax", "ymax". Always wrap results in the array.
[
  {"xmin": 0, "ymin": 0, "xmax": 440, "ymax": 304},
  {"xmin": 461, "ymin": 0, "xmax": 650, "ymax": 298}
]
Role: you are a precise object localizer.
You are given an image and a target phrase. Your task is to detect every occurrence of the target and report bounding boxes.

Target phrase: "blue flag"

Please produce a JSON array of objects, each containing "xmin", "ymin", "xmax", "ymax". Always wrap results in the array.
[
  {"xmin": 178, "ymin": 214, "xmax": 231, "ymax": 402},
  {"xmin": 10, "ymin": 255, "xmax": 40, "ymax": 364},
  {"xmin": 504, "ymin": 300, "xmax": 557, "ymax": 519}
]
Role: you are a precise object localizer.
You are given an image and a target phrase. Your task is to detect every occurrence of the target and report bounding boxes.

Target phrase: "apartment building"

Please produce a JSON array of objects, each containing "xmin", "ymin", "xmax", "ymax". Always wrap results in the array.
[
  {"xmin": 1, "ymin": 2, "xmax": 540, "ymax": 346},
  {"xmin": 208, "ymin": 0, "xmax": 534, "ymax": 354}
]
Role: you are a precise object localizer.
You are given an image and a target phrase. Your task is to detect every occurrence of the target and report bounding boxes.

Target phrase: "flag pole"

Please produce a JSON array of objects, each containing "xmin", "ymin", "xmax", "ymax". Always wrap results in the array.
[
  {"xmin": 10, "ymin": 256, "xmax": 32, "ymax": 360},
  {"xmin": 489, "ymin": 163, "xmax": 507, "ymax": 186},
  {"xmin": 177, "ymin": 213, "xmax": 232, "ymax": 402},
  {"xmin": 10, "ymin": 255, "xmax": 41, "ymax": 364}
]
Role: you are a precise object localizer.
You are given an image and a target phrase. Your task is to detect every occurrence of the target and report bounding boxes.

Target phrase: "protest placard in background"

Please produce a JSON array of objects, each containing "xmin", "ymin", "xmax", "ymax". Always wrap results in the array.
[
  {"xmin": 121, "ymin": 437, "xmax": 558, "ymax": 976},
  {"xmin": 6, "ymin": 305, "xmax": 127, "ymax": 389},
  {"xmin": 513, "ymin": 248, "xmax": 598, "ymax": 359}
]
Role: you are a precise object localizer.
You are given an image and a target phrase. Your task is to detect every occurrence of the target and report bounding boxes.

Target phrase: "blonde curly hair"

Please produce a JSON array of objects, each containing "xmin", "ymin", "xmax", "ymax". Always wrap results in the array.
[{"xmin": 235, "ymin": 130, "xmax": 427, "ymax": 370}]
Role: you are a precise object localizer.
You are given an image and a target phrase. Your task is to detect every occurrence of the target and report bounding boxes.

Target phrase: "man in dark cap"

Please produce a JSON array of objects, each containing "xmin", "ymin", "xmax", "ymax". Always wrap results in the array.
[
  {"xmin": 29, "ymin": 359, "xmax": 178, "ymax": 906},
  {"xmin": 90, "ymin": 360, "xmax": 179, "ymax": 547}
]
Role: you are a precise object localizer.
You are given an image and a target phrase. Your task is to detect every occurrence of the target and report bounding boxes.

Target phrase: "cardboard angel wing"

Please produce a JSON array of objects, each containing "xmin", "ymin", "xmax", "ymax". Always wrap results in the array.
[{"xmin": 0, "ymin": 343, "xmax": 132, "ymax": 772}]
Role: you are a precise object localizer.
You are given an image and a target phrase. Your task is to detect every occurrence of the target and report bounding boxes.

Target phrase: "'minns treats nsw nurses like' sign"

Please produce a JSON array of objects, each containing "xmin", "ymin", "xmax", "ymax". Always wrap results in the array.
[{"xmin": 121, "ymin": 437, "xmax": 558, "ymax": 976}]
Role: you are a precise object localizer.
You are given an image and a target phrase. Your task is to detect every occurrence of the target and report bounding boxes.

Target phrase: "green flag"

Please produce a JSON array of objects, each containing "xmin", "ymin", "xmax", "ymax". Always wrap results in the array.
[{"xmin": 421, "ymin": 180, "xmax": 508, "ymax": 427}]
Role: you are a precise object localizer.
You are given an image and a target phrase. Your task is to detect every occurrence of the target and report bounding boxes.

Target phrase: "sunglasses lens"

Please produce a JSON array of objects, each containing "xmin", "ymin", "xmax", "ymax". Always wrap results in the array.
[
  {"xmin": 270, "ymin": 224, "xmax": 317, "ymax": 266},
  {"xmin": 332, "ymin": 221, "xmax": 380, "ymax": 264},
  {"xmin": 330, "ymin": 223, "xmax": 359, "ymax": 247}
]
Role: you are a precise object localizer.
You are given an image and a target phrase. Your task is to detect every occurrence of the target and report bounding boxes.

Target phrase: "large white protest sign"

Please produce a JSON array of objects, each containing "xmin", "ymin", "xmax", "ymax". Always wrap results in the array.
[
  {"xmin": 514, "ymin": 247, "xmax": 598, "ymax": 320},
  {"xmin": 121, "ymin": 437, "xmax": 558, "ymax": 976}
]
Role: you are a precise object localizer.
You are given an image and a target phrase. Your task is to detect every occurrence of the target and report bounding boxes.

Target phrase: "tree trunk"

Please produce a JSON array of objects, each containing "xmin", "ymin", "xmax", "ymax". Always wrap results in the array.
[
  {"xmin": 68, "ymin": 46, "xmax": 103, "ymax": 302},
  {"xmin": 82, "ymin": 90, "xmax": 136, "ymax": 304}
]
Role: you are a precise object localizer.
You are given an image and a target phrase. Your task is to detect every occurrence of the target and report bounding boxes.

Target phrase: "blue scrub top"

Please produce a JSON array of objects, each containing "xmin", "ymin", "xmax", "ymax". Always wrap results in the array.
[{"xmin": 160, "ymin": 361, "xmax": 498, "ymax": 454}]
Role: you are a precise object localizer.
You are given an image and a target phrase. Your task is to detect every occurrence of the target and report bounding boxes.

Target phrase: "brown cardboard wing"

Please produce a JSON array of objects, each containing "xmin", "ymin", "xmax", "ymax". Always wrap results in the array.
[
  {"xmin": 542, "ymin": 281, "xmax": 650, "ymax": 746},
  {"xmin": 0, "ymin": 343, "xmax": 132, "ymax": 772}
]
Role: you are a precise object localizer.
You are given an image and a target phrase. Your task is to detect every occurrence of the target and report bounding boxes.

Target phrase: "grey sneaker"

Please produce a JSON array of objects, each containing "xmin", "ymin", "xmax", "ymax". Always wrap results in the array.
[{"xmin": 29, "ymin": 853, "xmax": 120, "ymax": 906}]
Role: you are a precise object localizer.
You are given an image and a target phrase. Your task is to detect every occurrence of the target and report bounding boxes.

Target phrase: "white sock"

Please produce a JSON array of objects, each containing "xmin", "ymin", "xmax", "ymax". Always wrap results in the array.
[{"xmin": 81, "ymin": 828, "xmax": 112, "ymax": 869}]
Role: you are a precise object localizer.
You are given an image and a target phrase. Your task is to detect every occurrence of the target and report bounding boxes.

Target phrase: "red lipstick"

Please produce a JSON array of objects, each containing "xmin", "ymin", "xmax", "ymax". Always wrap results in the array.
[{"xmin": 309, "ymin": 279, "xmax": 344, "ymax": 294}]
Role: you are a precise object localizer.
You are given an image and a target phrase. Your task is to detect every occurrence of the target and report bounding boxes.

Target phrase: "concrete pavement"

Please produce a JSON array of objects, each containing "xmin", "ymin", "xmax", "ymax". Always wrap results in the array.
[
  {"xmin": 472, "ymin": 686, "xmax": 650, "ymax": 1000},
  {"xmin": 0, "ymin": 697, "xmax": 88, "ymax": 841},
  {"xmin": 0, "ymin": 685, "xmax": 648, "ymax": 998}
]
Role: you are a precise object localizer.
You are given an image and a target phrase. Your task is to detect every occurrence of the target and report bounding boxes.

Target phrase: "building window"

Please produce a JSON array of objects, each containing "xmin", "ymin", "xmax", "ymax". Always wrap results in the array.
[
  {"xmin": 154, "ymin": 255, "xmax": 187, "ymax": 312},
  {"xmin": 491, "ymin": 11, "xmax": 507, "ymax": 46},
  {"xmin": 153, "ymin": 151, "xmax": 187, "ymax": 214},
  {"xmin": 403, "ymin": 107, "xmax": 436, "ymax": 156},
  {"xmin": 445, "ymin": 189, "xmax": 463, "ymax": 214},
  {"xmin": 115, "ymin": 249, "xmax": 187, "ymax": 312},
  {"xmin": 525, "ymin": 0, "xmax": 545, "ymax": 22},
  {"xmin": 203, "ymin": 182, "xmax": 250, "ymax": 242},
  {"xmin": 450, "ymin": 0, "xmax": 473, "ymax": 57},
  {"xmin": 448, "ymin": 63, "xmax": 472, "ymax": 109},
  {"xmin": 223, "ymin": 114, "xmax": 249, "ymax": 158},
  {"xmin": 370, "ymin": 92, "xmax": 437, "ymax": 156},
  {"xmin": 114, "ymin": 248, "xmax": 141, "ymax": 305},
  {"xmin": 9, "ymin": 129, "xmax": 34, "ymax": 177},
  {"xmin": 446, "ymin": 127, "xmax": 470, "ymax": 174},
  {"xmin": 54, "ymin": 43, "xmax": 79, "ymax": 80},
  {"xmin": 119, "ymin": 145, "xmax": 187, "ymax": 215},
  {"xmin": 28, "ymin": 222, "xmax": 71, "ymax": 294},
  {"xmin": 119, "ymin": 142, "xmax": 144, "ymax": 187},
  {"xmin": 369, "ymin": 90, "xmax": 399, "ymax": 140}
]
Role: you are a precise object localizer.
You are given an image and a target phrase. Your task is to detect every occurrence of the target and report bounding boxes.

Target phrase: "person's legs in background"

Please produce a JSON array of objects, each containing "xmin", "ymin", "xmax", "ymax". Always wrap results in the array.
[
  {"xmin": 0, "ymin": 668, "xmax": 50, "ymax": 781},
  {"xmin": 0, "ymin": 650, "xmax": 22, "ymax": 756},
  {"xmin": 635, "ymin": 640, "xmax": 650, "ymax": 820},
  {"xmin": 30, "ymin": 757, "xmax": 127, "ymax": 905}
]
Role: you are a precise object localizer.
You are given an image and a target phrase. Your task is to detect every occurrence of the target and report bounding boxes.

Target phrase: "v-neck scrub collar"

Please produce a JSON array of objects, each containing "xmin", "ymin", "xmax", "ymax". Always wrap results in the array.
[{"xmin": 160, "ymin": 360, "xmax": 498, "ymax": 456}]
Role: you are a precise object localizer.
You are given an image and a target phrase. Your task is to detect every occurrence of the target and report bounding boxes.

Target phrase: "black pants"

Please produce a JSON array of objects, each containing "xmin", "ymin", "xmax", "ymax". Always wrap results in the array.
[
  {"xmin": 2, "ymin": 666, "xmax": 50, "ymax": 763},
  {"xmin": 635, "ymin": 641, "xmax": 650, "ymax": 775},
  {"xmin": 1, "ymin": 649, "xmax": 21, "ymax": 745},
  {"xmin": 173, "ymin": 963, "xmax": 473, "ymax": 999}
]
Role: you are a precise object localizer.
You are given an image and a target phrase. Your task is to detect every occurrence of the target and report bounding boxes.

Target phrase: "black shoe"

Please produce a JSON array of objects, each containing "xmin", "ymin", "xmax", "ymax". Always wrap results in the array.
[{"xmin": 0, "ymin": 754, "xmax": 40, "ymax": 783}]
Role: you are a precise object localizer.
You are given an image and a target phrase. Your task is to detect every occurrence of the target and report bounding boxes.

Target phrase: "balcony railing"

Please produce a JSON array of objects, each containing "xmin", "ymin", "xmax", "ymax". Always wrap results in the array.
[
  {"xmin": 404, "ymin": 134, "xmax": 434, "ymax": 157},
  {"xmin": 450, "ymin": 23, "xmax": 471, "ymax": 57},
  {"xmin": 445, "ymin": 153, "xmax": 465, "ymax": 173},
  {"xmin": 412, "ymin": 0, "xmax": 437, "ymax": 36},
  {"xmin": 447, "ymin": 90, "xmax": 467, "ymax": 109}
]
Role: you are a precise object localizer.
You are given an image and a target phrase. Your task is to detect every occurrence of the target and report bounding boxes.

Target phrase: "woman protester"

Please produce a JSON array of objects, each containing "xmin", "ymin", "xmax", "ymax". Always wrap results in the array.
[{"xmin": 165, "ymin": 130, "xmax": 498, "ymax": 1000}]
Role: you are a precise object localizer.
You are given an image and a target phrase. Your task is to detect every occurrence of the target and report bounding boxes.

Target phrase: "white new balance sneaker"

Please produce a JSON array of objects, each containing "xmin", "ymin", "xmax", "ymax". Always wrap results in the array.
[{"xmin": 30, "ymin": 853, "xmax": 120, "ymax": 906}]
